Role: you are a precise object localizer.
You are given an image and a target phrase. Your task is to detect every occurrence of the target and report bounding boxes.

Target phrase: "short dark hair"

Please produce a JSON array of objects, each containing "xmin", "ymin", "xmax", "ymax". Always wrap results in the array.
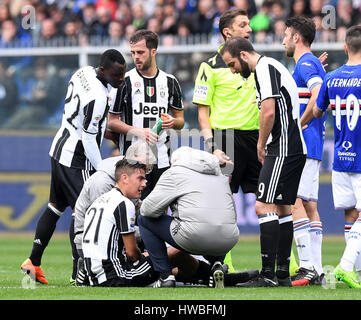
[
  {"xmin": 345, "ymin": 25, "xmax": 361, "ymax": 53},
  {"xmin": 129, "ymin": 29, "xmax": 158, "ymax": 50},
  {"xmin": 99, "ymin": 49, "xmax": 125, "ymax": 69},
  {"xmin": 219, "ymin": 9, "xmax": 248, "ymax": 41},
  {"xmin": 114, "ymin": 158, "xmax": 147, "ymax": 182},
  {"xmin": 285, "ymin": 16, "xmax": 316, "ymax": 46},
  {"xmin": 220, "ymin": 36, "xmax": 255, "ymax": 57}
]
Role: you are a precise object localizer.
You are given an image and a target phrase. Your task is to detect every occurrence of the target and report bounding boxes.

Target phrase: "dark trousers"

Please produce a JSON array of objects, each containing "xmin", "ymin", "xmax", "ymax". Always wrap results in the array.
[
  {"xmin": 138, "ymin": 215, "xmax": 225, "ymax": 278},
  {"xmin": 138, "ymin": 214, "xmax": 182, "ymax": 277}
]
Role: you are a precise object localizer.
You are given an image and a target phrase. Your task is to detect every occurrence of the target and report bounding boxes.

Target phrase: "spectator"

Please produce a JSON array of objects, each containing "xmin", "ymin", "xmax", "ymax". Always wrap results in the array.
[
  {"xmin": 0, "ymin": 3, "xmax": 11, "ymax": 25},
  {"xmin": 211, "ymin": 0, "xmax": 232, "ymax": 37},
  {"xmin": 193, "ymin": 0, "xmax": 216, "ymax": 36},
  {"xmin": 124, "ymin": 23, "xmax": 136, "ymax": 42},
  {"xmin": 107, "ymin": 20, "xmax": 124, "ymax": 45},
  {"xmin": 233, "ymin": 0, "xmax": 258, "ymax": 19},
  {"xmin": 310, "ymin": 0, "xmax": 324, "ymax": 16},
  {"xmin": 93, "ymin": 5, "xmax": 112, "ymax": 38},
  {"xmin": 0, "ymin": 19, "xmax": 32, "ymax": 75},
  {"xmin": 3, "ymin": 59, "xmax": 64, "ymax": 129},
  {"xmin": 147, "ymin": 17, "xmax": 162, "ymax": 35},
  {"xmin": 95, "ymin": 0, "xmax": 118, "ymax": 20},
  {"xmin": 250, "ymin": 1, "xmax": 271, "ymax": 34},
  {"xmin": 0, "ymin": 61, "xmax": 18, "ymax": 126},
  {"xmin": 39, "ymin": 19, "xmax": 59, "ymax": 44},
  {"xmin": 131, "ymin": 2, "xmax": 147, "ymax": 30},
  {"xmin": 80, "ymin": 3, "xmax": 98, "ymax": 37},
  {"xmin": 116, "ymin": 2, "xmax": 132, "ymax": 29},
  {"xmin": 162, "ymin": 3, "xmax": 178, "ymax": 34},
  {"xmin": 63, "ymin": 20, "xmax": 81, "ymax": 45},
  {"xmin": 273, "ymin": 19, "xmax": 286, "ymax": 43},
  {"xmin": 289, "ymin": 0, "xmax": 311, "ymax": 17},
  {"xmin": 336, "ymin": 0, "xmax": 354, "ymax": 28},
  {"xmin": 313, "ymin": 14, "xmax": 324, "ymax": 42}
]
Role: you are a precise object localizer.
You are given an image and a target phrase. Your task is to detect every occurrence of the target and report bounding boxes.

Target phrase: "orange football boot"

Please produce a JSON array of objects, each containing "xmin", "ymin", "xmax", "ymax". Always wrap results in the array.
[{"xmin": 21, "ymin": 258, "xmax": 48, "ymax": 284}]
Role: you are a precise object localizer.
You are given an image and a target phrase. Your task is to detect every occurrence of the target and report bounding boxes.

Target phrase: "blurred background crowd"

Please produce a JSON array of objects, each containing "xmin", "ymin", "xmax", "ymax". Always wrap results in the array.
[
  {"xmin": 0, "ymin": 0, "xmax": 359, "ymax": 129},
  {"xmin": 1, "ymin": 0, "xmax": 361, "ymax": 47}
]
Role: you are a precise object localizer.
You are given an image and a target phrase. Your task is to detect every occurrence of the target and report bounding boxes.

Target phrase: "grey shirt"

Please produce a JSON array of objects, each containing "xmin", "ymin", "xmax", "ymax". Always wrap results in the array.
[
  {"xmin": 140, "ymin": 149, "xmax": 239, "ymax": 256},
  {"xmin": 74, "ymin": 156, "xmax": 123, "ymax": 247}
]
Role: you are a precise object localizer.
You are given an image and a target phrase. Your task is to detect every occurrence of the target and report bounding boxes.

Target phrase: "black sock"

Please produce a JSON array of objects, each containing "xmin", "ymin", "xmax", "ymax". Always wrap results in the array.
[
  {"xmin": 29, "ymin": 206, "xmax": 60, "ymax": 266},
  {"xmin": 276, "ymin": 214, "xmax": 293, "ymax": 279},
  {"xmin": 69, "ymin": 214, "xmax": 79, "ymax": 279},
  {"xmin": 258, "ymin": 213, "xmax": 279, "ymax": 279},
  {"xmin": 194, "ymin": 260, "xmax": 211, "ymax": 283}
]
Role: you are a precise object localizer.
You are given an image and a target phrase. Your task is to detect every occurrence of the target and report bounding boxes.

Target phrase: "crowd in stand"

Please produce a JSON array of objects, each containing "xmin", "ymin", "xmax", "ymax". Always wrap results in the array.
[
  {"xmin": 0, "ymin": 0, "xmax": 361, "ymax": 48},
  {"xmin": 1, "ymin": 0, "xmax": 360, "ymax": 129}
]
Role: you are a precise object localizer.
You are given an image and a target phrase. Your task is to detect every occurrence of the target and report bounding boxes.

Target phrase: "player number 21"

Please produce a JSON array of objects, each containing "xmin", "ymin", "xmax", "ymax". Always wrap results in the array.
[{"xmin": 83, "ymin": 207, "xmax": 104, "ymax": 245}]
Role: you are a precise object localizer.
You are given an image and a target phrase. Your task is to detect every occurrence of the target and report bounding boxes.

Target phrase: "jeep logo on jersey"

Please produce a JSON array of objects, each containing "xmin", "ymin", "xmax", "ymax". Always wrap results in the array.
[
  {"xmin": 134, "ymin": 102, "xmax": 167, "ymax": 117},
  {"xmin": 146, "ymin": 86, "xmax": 155, "ymax": 97}
]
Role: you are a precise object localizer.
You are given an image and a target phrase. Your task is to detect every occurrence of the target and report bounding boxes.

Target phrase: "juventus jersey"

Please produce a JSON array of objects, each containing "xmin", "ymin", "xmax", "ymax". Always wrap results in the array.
[
  {"xmin": 82, "ymin": 187, "xmax": 140, "ymax": 285},
  {"xmin": 49, "ymin": 66, "xmax": 111, "ymax": 170},
  {"xmin": 255, "ymin": 56, "xmax": 307, "ymax": 157},
  {"xmin": 110, "ymin": 68, "xmax": 183, "ymax": 168}
]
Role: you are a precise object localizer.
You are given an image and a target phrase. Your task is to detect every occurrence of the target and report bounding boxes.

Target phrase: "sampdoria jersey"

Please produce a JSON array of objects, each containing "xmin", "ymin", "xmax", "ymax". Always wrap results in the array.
[
  {"xmin": 49, "ymin": 66, "xmax": 110, "ymax": 170},
  {"xmin": 82, "ymin": 187, "xmax": 143, "ymax": 285},
  {"xmin": 293, "ymin": 52, "xmax": 326, "ymax": 160},
  {"xmin": 110, "ymin": 68, "xmax": 183, "ymax": 169},
  {"xmin": 255, "ymin": 56, "xmax": 307, "ymax": 157},
  {"xmin": 192, "ymin": 47, "xmax": 259, "ymax": 130},
  {"xmin": 316, "ymin": 64, "xmax": 361, "ymax": 173}
]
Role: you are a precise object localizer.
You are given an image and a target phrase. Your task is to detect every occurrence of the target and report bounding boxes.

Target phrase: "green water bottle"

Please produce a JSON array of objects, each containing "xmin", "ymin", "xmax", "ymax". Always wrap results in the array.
[{"xmin": 151, "ymin": 114, "xmax": 169, "ymax": 135}]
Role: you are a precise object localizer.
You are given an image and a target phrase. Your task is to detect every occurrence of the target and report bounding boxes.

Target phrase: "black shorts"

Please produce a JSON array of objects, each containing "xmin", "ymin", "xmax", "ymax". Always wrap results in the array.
[
  {"xmin": 256, "ymin": 154, "xmax": 306, "ymax": 205},
  {"xmin": 141, "ymin": 165, "xmax": 169, "ymax": 200},
  {"xmin": 49, "ymin": 158, "xmax": 95, "ymax": 211},
  {"xmin": 213, "ymin": 129, "xmax": 262, "ymax": 194},
  {"xmin": 97, "ymin": 256, "xmax": 158, "ymax": 287}
]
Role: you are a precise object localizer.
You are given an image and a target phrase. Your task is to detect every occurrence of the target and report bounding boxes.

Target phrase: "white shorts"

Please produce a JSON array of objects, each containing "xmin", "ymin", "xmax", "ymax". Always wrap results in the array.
[
  {"xmin": 297, "ymin": 158, "xmax": 321, "ymax": 202},
  {"xmin": 332, "ymin": 170, "xmax": 361, "ymax": 211}
]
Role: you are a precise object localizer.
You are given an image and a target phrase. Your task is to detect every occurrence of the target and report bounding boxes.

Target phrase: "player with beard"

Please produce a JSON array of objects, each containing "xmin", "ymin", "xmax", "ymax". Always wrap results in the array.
[
  {"xmin": 107, "ymin": 30, "xmax": 184, "ymax": 199},
  {"xmin": 282, "ymin": 16, "xmax": 326, "ymax": 286},
  {"xmin": 192, "ymin": 9, "xmax": 261, "ymax": 274},
  {"xmin": 221, "ymin": 37, "xmax": 307, "ymax": 287}
]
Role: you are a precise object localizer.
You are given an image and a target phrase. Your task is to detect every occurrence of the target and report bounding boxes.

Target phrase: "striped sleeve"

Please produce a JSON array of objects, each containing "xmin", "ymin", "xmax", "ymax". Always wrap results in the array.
[
  {"xmin": 113, "ymin": 200, "xmax": 136, "ymax": 234},
  {"xmin": 256, "ymin": 60, "xmax": 281, "ymax": 102},
  {"xmin": 168, "ymin": 76, "xmax": 184, "ymax": 110},
  {"xmin": 109, "ymin": 81, "xmax": 127, "ymax": 114}
]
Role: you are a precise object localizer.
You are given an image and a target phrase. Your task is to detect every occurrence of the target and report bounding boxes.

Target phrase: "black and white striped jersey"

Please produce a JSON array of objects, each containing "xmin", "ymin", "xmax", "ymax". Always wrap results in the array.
[
  {"xmin": 82, "ymin": 187, "xmax": 140, "ymax": 285},
  {"xmin": 109, "ymin": 67, "xmax": 183, "ymax": 168},
  {"xmin": 255, "ymin": 56, "xmax": 307, "ymax": 157},
  {"xmin": 49, "ymin": 66, "xmax": 111, "ymax": 170}
]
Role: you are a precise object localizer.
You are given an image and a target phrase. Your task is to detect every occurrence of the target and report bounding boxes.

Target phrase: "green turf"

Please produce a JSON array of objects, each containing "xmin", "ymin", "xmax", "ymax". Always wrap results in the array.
[{"xmin": 1, "ymin": 233, "xmax": 361, "ymax": 300}]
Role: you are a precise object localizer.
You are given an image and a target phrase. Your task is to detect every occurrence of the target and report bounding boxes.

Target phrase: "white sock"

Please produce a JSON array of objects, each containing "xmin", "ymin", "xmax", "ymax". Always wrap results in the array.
[
  {"xmin": 293, "ymin": 218, "xmax": 312, "ymax": 269},
  {"xmin": 309, "ymin": 221, "xmax": 323, "ymax": 275},
  {"xmin": 340, "ymin": 218, "xmax": 361, "ymax": 272},
  {"xmin": 345, "ymin": 222, "xmax": 361, "ymax": 274}
]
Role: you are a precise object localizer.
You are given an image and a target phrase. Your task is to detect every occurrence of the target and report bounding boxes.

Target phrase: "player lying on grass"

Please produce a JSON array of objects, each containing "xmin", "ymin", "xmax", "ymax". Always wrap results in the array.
[{"xmin": 74, "ymin": 142, "xmax": 256, "ymax": 287}]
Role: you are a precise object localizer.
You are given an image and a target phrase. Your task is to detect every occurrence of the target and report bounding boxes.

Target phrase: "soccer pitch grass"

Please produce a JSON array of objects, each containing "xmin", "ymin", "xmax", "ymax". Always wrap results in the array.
[{"xmin": 1, "ymin": 233, "xmax": 361, "ymax": 300}]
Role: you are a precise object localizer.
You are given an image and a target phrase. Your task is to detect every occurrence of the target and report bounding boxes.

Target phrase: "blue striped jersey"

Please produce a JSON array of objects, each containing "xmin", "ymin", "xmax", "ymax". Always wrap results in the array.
[
  {"xmin": 316, "ymin": 64, "xmax": 361, "ymax": 173},
  {"xmin": 292, "ymin": 52, "xmax": 326, "ymax": 160}
]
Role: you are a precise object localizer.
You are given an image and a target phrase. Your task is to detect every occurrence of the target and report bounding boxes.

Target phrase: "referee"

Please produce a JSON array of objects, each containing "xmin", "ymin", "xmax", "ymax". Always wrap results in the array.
[{"xmin": 192, "ymin": 9, "xmax": 261, "ymax": 273}]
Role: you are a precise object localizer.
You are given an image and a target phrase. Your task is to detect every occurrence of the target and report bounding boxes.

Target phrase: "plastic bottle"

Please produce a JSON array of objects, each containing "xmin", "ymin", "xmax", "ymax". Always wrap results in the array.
[{"xmin": 151, "ymin": 113, "xmax": 170, "ymax": 135}]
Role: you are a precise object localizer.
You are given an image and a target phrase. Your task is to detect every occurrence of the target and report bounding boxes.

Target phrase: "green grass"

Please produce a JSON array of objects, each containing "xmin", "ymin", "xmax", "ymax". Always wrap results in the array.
[{"xmin": 1, "ymin": 233, "xmax": 361, "ymax": 300}]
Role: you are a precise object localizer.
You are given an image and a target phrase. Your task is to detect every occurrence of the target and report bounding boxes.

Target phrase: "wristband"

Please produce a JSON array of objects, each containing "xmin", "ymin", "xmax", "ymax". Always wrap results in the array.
[{"xmin": 204, "ymin": 137, "xmax": 219, "ymax": 153}]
